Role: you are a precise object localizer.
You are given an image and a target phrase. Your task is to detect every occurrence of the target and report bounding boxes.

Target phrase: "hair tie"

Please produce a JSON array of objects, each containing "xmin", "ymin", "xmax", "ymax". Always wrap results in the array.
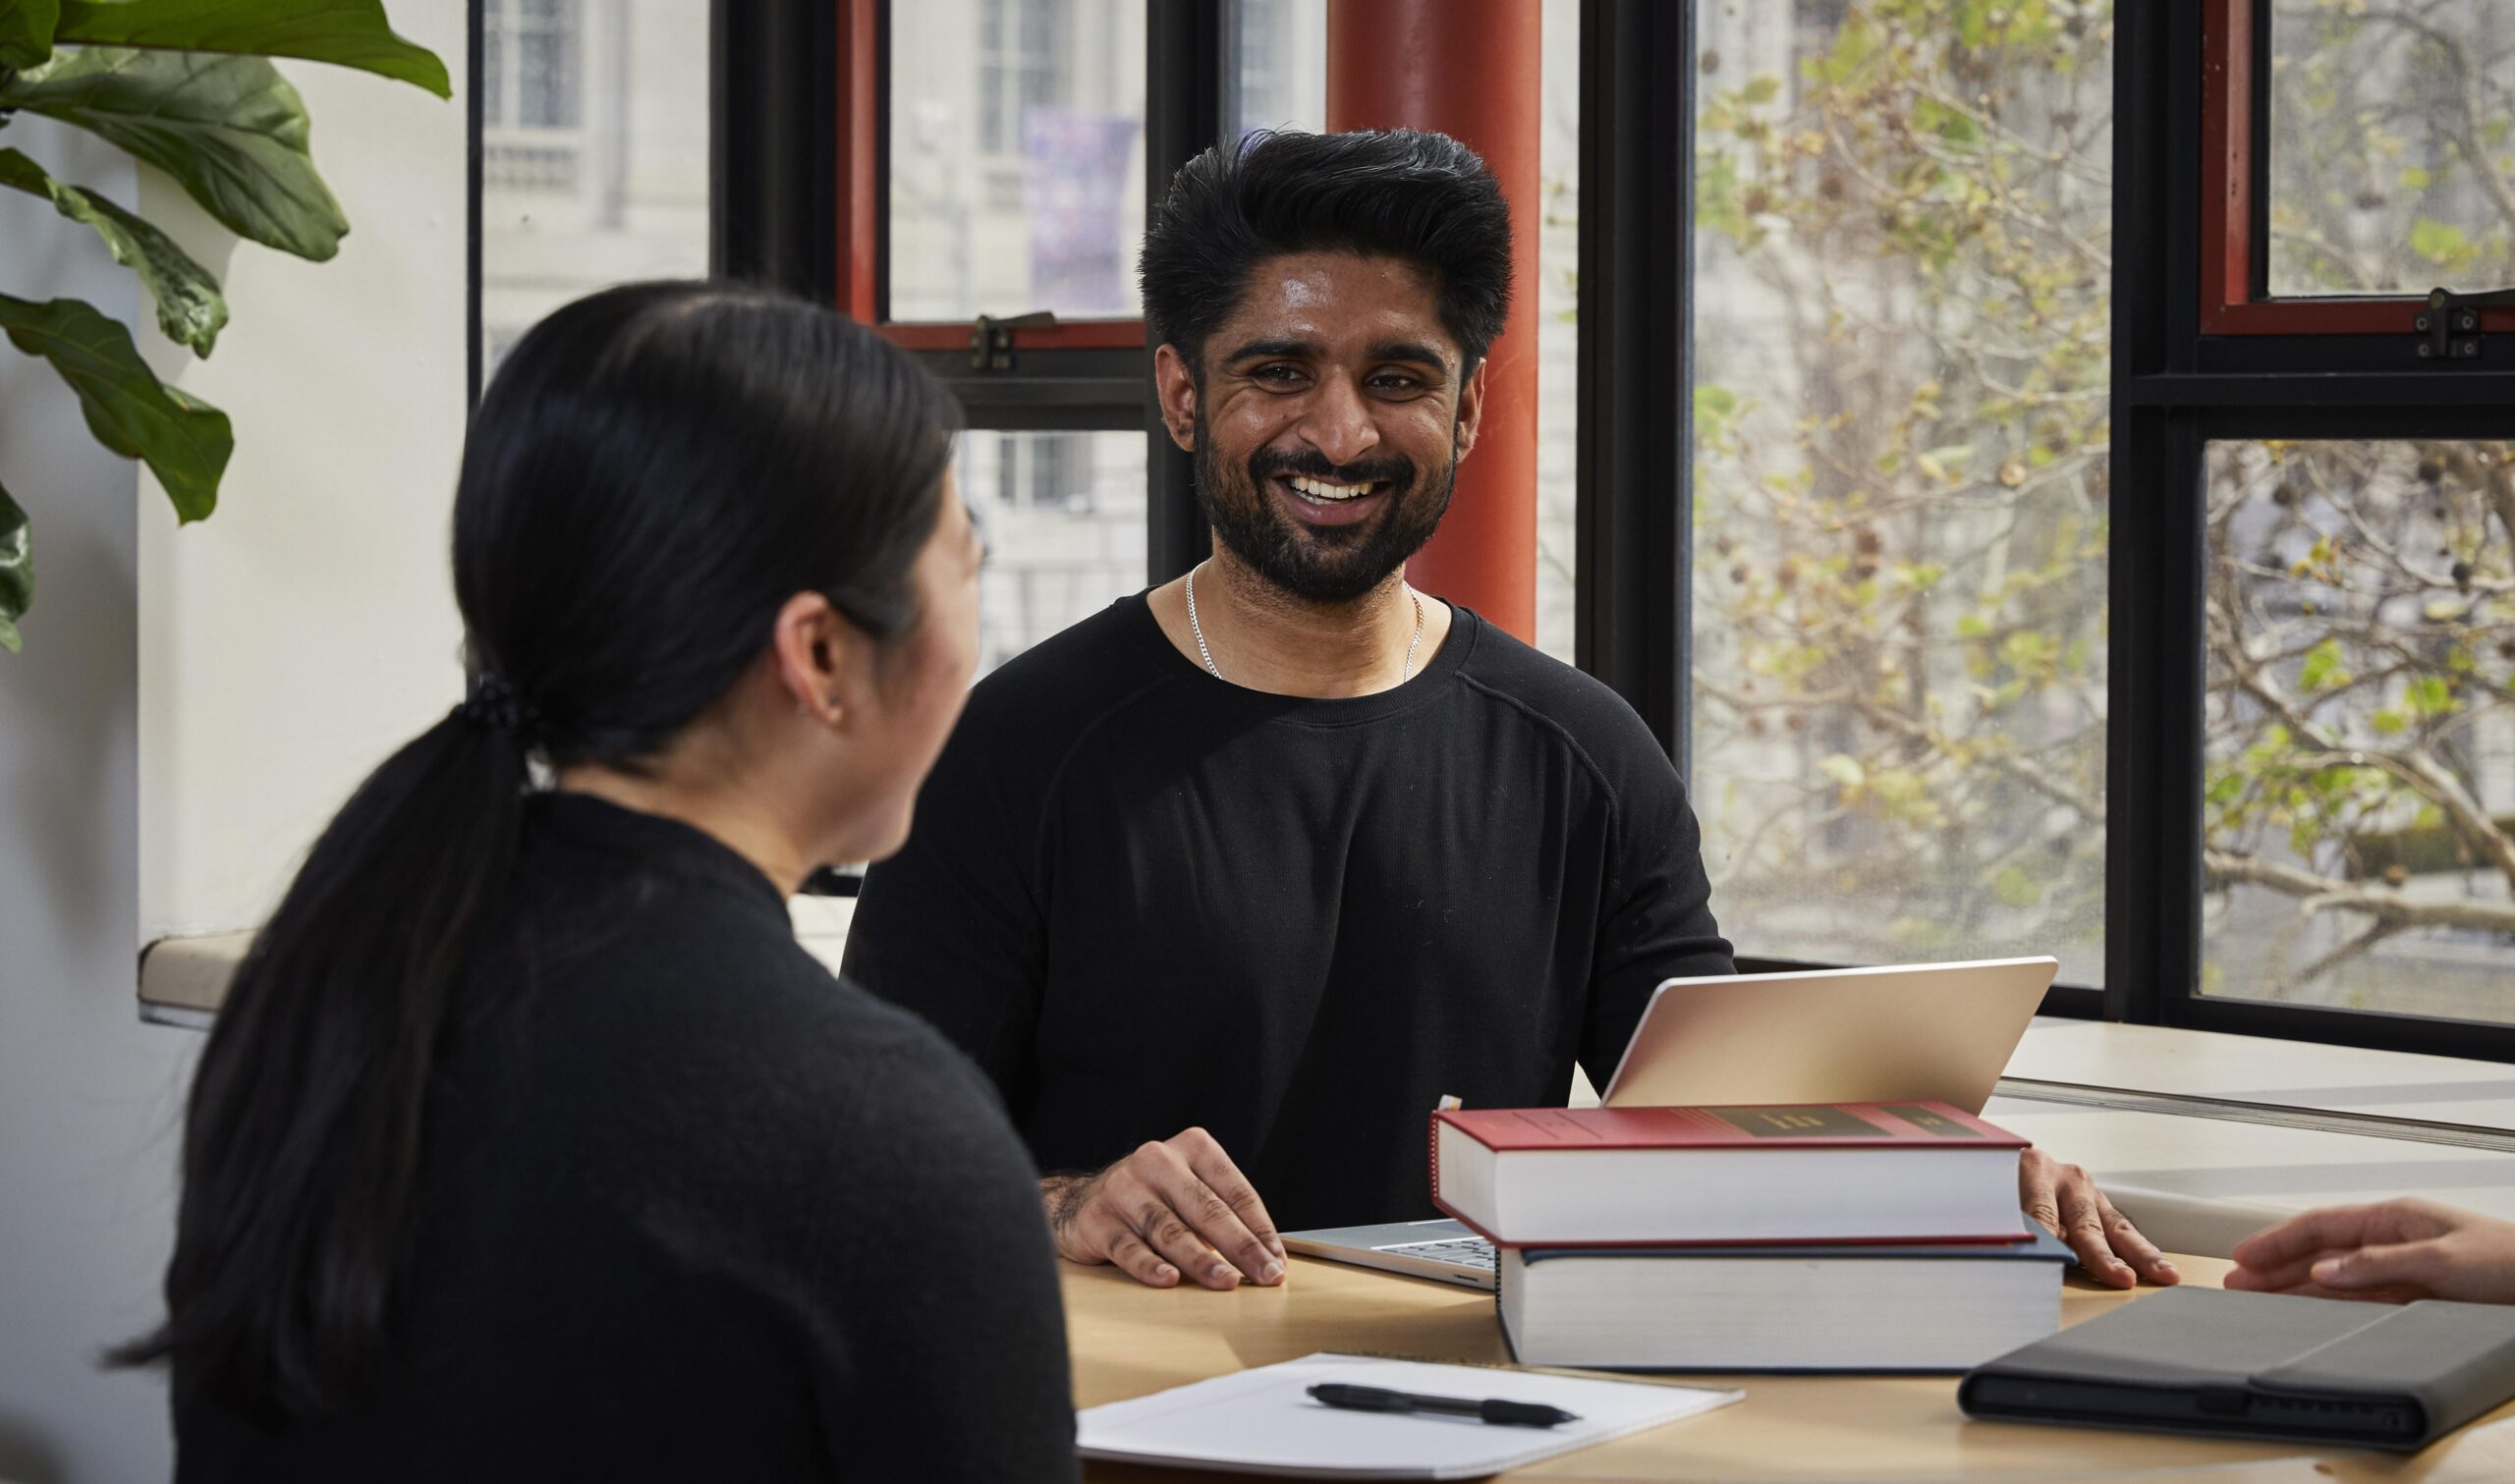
[{"xmin": 453, "ymin": 672, "xmax": 537, "ymax": 738}]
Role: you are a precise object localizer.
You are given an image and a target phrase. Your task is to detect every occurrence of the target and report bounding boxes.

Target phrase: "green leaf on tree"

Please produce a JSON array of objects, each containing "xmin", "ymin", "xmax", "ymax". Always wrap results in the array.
[
  {"xmin": 51, "ymin": 0, "xmax": 450, "ymax": 98},
  {"xmin": 0, "ymin": 46, "xmax": 350, "ymax": 260},
  {"xmin": 1992, "ymin": 864, "xmax": 2042, "ymax": 909},
  {"xmin": 0, "ymin": 477, "xmax": 29, "ymax": 653},
  {"xmin": 1740, "ymin": 76, "xmax": 1781, "ymax": 106},
  {"xmin": 2371, "ymin": 708, "xmax": 2408, "ymax": 736},
  {"xmin": 0, "ymin": 146, "xmax": 227, "ymax": 355},
  {"xmin": 2299, "ymin": 637, "xmax": 2353, "ymax": 691},
  {"xmin": 0, "ymin": 0, "xmax": 61, "ymax": 71},
  {"xmin": 2410, "ymin": 216, "xmax": 2476, "ymax": 271},
  {"xmin": 2405, "ymin": 675, "xmax": 2456, "ymax": 719},
  {"xmin": 0, "ymin": 291, "xmax": 232, "ymax": 522}
]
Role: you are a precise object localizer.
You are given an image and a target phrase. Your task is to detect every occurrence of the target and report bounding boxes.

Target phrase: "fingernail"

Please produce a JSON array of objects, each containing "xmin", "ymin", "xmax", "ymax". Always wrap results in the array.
[
  {"xmin": 2157, "ymin": 1260, "xmax": 2180, "ymax": 1277},
  {"xmin": 1260, "ymin": 1260, "xmax": 1285, "ymax": 1285},
  {"xmin": 1212, "ymin": 1264, "xmax": 1240, "ymax": 1287},
  {"xmin": 1152, "ymin": 1263, "xmax": 1177, "ymax": 1282},
  {"xmin": 2313, "ymin": 1257, "xmax": 2342, "ymax": 1283}
]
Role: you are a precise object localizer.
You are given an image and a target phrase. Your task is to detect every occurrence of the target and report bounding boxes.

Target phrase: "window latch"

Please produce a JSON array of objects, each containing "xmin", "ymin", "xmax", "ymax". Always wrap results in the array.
[
  {"xmin": 2416, "ymin": 286, "xmax": 2515, "ymax": 362},
  {"xmin": 971, "ymin": 310, "xmax": 1057, "ymax": 372}
]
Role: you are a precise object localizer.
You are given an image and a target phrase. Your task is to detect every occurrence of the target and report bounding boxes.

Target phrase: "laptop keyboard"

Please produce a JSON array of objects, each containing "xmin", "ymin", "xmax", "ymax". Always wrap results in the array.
[{"xmin": 1372, "ymin": 1236, "xmax": 1497, "ymax": 1271}]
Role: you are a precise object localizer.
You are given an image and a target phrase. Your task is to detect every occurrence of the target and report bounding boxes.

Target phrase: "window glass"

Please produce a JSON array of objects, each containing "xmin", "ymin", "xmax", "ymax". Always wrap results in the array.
[
  {"xmin": 1534, "ymin": 0, "xmax": 1578, "ymax": 664},
  {"xmin": 967, "ymin": 431, "xmax": 1148, "ymax": 673},
  {"xmin": 2203, "ymin": 439, "xmax": 2515, "ymax": 1022},
  {"xmin": 2267, "ymin": 1, "xmax": 2515, "ymax": 298},
  {"xmin": 1688, "ymin": 1, "xmax": 2111, "ymax": 984},
  {"xmin": 477, "ymin": 0, "xmax": 710, "ymax": 383},
  {"xmin": 1224, "ymin": 0, "xmax": 1579, "ymax": 664},
  {"xmin": 889, "ymin": 0, "xmax": 1148, "ymax": 320},
  {"xmin": 1228, "ymin": 0, "xmax": 1326, "ymax": 138}
]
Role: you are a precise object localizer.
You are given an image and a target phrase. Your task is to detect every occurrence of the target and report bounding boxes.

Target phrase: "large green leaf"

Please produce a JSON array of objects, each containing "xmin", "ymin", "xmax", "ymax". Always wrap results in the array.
[
  {"xmin": 53, "ymin": 1, "xmax": 449, "ymax": 98},
  {"xmin": 0, "ymin": 46, "xmax": 349, "ymax": 260},
  {"xmin": 0, "ymin": 292, "xmax": 232, "ymax": 522},
  {"xmin": 0, "ymin": 478, "xmax": 29, "ymax": 654},
  {"xmin": 0, "ymin": 0, "xmax": 61, "ymax": 71},
  {"xmin": 0, "ymin": 147, "xmax": 227, "ymax": 355}
]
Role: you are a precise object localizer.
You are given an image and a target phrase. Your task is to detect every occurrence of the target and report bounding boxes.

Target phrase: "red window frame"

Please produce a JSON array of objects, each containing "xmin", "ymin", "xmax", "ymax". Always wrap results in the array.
[
  {"xmin": 2201, "ymin": 0, "xmax": 2515, "ymax": 337},
  {"xmin": 831, "ymin": 0, "xmax": 1148, "ymax": 356}
]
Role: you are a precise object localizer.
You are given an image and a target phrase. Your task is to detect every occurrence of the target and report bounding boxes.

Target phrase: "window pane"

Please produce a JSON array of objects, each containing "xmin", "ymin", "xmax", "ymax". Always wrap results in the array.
[
  {"xmin": 1688, "ymin": 3, "xmax": 2111, "ymax": 983},
  {"xmin": 2268, "ymin": 2, "xmax": 2515, "ymax": 298},
  {"xmin": 1534, "ymin": 0, "xmax": 1577, "ymax": 664},
  {"xmin": 478, "ymin": 0, "xmax": 710, "ymax": 386},
  {"xmin": 1228, "ymin": 0, "xmax": 1326, "ymax": 138},
  {"xmin": 968, "ymin": 431, "xmax": 1148, "ymax": 673},
  {"xmin": 2203, "ymin": 439, "xmax": 2515, "ymax": 1023},
  {"xmin": 890, "ymin": 0, "xmax": 1147, "ymax": 320}
]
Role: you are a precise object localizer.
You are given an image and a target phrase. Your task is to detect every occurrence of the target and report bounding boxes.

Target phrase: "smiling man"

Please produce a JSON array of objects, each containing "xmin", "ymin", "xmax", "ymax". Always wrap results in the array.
[{"xmin": 843, "ymin": 129, "xmax": 2173, "ymax": 1297}]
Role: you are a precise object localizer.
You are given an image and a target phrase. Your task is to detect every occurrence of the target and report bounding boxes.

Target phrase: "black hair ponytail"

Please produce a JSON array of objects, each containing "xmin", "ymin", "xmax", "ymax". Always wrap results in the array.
[{"xmin": 110, "ymin": 282, "xmax": 960, "ymax": 1422}]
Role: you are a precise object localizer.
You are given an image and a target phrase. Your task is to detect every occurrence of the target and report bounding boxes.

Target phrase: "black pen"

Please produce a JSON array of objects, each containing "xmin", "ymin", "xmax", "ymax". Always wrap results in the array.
[{"xmin": 1307, "ymin": 1382, "xmax": 1581, "ymax": 1428}]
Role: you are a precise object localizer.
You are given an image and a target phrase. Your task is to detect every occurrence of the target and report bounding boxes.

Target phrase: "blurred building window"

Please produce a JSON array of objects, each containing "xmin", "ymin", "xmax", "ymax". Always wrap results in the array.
[
  {"xmin": 966, "ymin": 432, "xmax": 1149, "ymax": 674},
  {"xmin": 891, "ymin": 0, "xmax": 1147, "ymax": 320},
  {"xmin": 478, "ymin": 0, "xmax": 711, "ymax": 386},
  {"xmin": 1228, "ymin": 0, "xmax": 1326, "ymax": 137}
]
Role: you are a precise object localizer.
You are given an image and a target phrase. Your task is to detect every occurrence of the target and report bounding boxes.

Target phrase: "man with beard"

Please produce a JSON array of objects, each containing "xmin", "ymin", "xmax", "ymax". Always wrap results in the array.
[{"xmin": 844, "ymin": 129, "xmax": 2175, "ymax": 1297}]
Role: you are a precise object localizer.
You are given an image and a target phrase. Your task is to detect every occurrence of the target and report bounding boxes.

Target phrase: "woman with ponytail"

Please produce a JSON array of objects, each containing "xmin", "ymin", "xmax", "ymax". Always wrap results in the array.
[{"xmin": 114, "ymin": 282, "xmax": 1078, "ymax": 1481}]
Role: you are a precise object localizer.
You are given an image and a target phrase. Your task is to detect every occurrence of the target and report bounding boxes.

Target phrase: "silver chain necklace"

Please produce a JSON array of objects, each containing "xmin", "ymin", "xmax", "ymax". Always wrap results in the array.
[{"xmin": 1186, "ymin": 562, "xmax": 1426, "ymax": 685}]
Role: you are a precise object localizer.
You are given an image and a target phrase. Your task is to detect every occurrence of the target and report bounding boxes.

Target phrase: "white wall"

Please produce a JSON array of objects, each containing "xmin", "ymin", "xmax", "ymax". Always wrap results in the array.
[
  {"xmin": 140, "ymin": 0, "xmax": 472, "ymax": 939},
  {"xmin": 0, "ymin": 4, "xmax": 468, "ymax": 1477},
  {"xmin": 0, "ymin": 117, "xmax": 179, "ymax": 1484}
]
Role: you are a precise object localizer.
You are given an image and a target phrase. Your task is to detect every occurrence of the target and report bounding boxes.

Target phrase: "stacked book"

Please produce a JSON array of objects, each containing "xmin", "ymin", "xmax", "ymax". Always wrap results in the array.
[{"xmin": 1430, "ymin": 1101, "xmax": 2071, "ymax": 1372}]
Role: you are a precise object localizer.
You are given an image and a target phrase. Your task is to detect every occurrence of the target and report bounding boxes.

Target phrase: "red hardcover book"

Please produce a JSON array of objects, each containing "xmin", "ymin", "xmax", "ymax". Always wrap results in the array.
[{"xmin": 1429, "ymin": 1101, "xmax": 2032, "ymax": 1247}]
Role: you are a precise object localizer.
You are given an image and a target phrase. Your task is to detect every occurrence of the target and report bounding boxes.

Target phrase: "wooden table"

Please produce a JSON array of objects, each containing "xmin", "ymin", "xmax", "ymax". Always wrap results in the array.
[{"xmin": 1063, "ymin": 1254, "xmax": 2515, "ymax": 1482}]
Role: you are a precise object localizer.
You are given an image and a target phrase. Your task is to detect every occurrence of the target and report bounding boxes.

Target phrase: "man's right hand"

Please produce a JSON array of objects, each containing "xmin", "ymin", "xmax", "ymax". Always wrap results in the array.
[{"xmin": 1041, "ymin": 1127, "xmax": 1287, "ymax": 1291}]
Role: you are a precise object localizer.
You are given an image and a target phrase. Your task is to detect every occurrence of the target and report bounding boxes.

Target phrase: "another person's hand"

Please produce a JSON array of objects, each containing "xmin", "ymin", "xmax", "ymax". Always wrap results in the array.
[
  {"xmin": 2020, "ymin": 1147, "xmax": 2179, "ymax": 1290},
  {"xmin": 1041, "ymin": 1127, "xmax": 1287, "ymax": 1291},
  {"xmin": 2227, "ymin": 1197, "xmax": 2515, "ymax": 1305}
]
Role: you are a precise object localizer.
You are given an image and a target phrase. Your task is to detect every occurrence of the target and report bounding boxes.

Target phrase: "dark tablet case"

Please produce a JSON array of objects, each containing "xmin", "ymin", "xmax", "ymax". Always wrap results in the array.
[{"xmin": 1958, "ymin": 1286, "xmax": 2515, "ymax": 1451}]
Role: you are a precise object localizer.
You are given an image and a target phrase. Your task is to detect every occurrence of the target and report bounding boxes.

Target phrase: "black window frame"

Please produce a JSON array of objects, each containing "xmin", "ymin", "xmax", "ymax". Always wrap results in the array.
[{"xmin": 714, "ymin": 0, "xmax": 2515, "ymax": 1055}]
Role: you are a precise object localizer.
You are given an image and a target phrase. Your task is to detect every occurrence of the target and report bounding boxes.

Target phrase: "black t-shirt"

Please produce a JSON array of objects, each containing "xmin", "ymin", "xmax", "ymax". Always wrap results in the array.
[
  {"xmin": 845, "ymin": 597, "xmax": 1735, "ymax": 1232},
  {"xmin": 176, "ymin": 794, "xmax": 1078, "ymax": 1484}
]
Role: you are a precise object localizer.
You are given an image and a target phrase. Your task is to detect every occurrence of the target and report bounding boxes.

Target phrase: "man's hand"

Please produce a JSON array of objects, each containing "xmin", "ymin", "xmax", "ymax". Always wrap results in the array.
[
  {"xmin": 2226, "ymin": 1197, "xmax": 2515, "ymax": 1305},
  {"xmin": 2020, "ymin": 1147, "xmax": 2179, "ymax": 1290},
  {"xmin": 1042, "ymin": 1127, "xmax": 1287, "ymax": 1291}
]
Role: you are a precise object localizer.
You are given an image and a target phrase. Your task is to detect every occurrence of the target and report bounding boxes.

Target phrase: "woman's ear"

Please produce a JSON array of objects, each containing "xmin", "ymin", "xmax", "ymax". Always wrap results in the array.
[{"xmin": 768, "ymin": 591, "xmax": 874, "ymax": 731}]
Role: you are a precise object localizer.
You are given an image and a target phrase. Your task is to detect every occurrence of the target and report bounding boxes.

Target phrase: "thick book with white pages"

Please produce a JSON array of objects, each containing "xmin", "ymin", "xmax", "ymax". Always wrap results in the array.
[
  {"xmin": 1431, "ymin": 1101, "xmax": 2031, "ymax": 1245},
  {"xmin": 1497, "ymin": 1230, "xmax": 2075, "ymax": 1373}
]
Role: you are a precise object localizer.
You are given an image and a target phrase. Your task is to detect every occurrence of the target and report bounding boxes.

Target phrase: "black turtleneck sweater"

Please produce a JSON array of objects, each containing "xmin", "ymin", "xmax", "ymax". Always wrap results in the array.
[
  {"xmin": 845, "ymin": 597, "xmax": 1735, "ymax": 1232},
  {"xmin": 175, "ymin": 794, "xmax": 1078, "ymax": 1483}
]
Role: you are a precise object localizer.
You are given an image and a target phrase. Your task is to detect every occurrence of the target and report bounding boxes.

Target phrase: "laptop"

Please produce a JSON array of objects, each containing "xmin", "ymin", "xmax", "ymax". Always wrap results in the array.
[{"xmin": 1281, "ymin": 957, "xmax": 2058, "ymax": 1290}]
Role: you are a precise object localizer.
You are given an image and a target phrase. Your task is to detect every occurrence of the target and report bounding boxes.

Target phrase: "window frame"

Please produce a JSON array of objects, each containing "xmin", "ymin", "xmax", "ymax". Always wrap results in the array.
[
  {"xmin": 728, "ymin": 0, "xmax": 2515, "ymax": 1052},
  {"xmin": 2111, "ymin": 0, "xmax": 2515, "ymax": 1056},
  {"xmin": 810, "ymin": 0, "xmax": 1212, "ymax": 581},
  {"xmin": 2199, "ymin": 0, "xmax": 2515, "ymax": 346},
  {"xmin": 1586, "ymin": 0, "xmax": 2515, "ymax": 1046}
]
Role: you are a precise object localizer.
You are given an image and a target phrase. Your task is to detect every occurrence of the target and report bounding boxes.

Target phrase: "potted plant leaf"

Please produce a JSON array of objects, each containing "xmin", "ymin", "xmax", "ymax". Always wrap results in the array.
[{"xmin": 0, "ymin": 0, "xmax": 449, "ymax": 653}]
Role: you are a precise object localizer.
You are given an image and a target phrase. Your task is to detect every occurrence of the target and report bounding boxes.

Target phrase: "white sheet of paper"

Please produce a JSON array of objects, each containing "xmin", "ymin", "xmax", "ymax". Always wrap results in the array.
[{"xmin": 1075, "ymin": 1351, "xmax": 1742, "ymax": 1479}]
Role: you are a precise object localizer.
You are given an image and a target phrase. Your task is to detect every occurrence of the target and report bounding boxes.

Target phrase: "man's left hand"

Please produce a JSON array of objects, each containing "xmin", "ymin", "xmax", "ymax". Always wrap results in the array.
[{"xmin": 2020, "ymin": 1147, "xmax": 2180, "ymax": 1289}]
